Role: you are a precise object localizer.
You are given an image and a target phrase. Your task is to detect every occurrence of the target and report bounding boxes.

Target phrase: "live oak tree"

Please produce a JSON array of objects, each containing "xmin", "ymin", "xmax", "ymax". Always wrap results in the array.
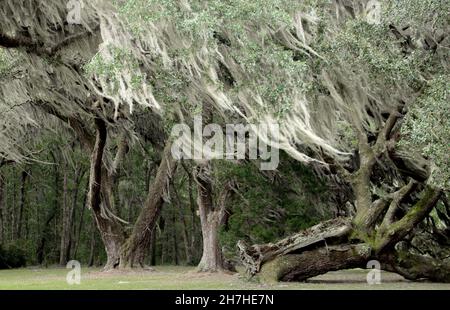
[
  {"xmin": 89, "ymin": 0, "xmax": 449, "ymax": 280},
  {"xmin": 235, "ymin": 0, "xmax": 450, "ymax": 281},
  {"xmin": 0, "ymin": 0, "xmax": 449, "ymax": 281},
  {"xmin": 0, "ymin": 0, "xmax": 176, "ymax": 269}
]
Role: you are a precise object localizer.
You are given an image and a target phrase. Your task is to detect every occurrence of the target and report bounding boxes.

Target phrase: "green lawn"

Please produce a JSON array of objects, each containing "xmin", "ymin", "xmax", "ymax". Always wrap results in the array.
[{"xmin": 0, "ymin": 266, "xmax": 449, "ymax": 290}]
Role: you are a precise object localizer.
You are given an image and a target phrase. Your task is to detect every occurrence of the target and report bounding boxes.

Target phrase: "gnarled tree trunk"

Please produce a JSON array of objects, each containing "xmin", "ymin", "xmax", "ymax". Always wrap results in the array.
[
  {"xmin": 194, "ymin": 162, "xmax": 236, "ymax": 272},
  {"xmin": 87, "ymin": 118, "xmax": 125, "ymax": 270},
  {"xmin": 238, "ymin": 105, "xmax": 448, "ymax": 283}
]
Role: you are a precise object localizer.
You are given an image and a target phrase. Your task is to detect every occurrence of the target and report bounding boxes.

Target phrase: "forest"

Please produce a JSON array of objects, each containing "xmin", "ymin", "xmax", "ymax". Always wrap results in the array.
[{"xmin": 0, "ymin": 0, "xmax": 449, "ymax": 289}]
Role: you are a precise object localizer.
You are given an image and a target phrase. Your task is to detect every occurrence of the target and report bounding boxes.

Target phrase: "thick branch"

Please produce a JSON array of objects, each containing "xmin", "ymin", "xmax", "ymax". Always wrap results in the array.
[
  {"xmin": 379, "ymin": 180, "xmax": 418, "ymax": 229},
  {"xmin": 120, "ymin": 140, "xmax": 177, "ymax": 267},
  {"xmin": 0, "ymin": 26, "xmax": 99, "ymax": 58},
  {"xmin": 87, "ymin": 118, "xmax": 107, "ymax": 213},
  {"xmin": 110, "ymin": 133, "xmax": 129, "ymax": 184},
  {"xmin": 375, "ymin": 186, "xmax": 441, "ymax": 253},
  {"xmin": 388, "ymin": 149, "xmax": 430, "ymax": 182},
  {"xmin": 217, "ymin": 179, "xmax": 237, "ymax": 225},
  {"xmin": 381, "ymin": 248, "xmax": 450, "ymax": 283},
  {"xmin": 238, "ymin": 217, "xmax": 352, "ymax": 275}
]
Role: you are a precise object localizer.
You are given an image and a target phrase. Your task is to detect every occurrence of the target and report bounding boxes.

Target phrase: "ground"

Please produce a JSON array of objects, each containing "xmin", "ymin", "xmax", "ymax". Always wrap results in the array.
[{"xmin": 0, "ymin": 266, "xmax": 449, "ymax": 290}]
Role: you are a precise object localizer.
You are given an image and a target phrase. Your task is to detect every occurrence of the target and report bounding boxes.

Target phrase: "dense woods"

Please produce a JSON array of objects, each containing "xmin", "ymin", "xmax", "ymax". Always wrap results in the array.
[{"xmin": 0, "ymin": 0, "xmax": 449, "ymax": 284}]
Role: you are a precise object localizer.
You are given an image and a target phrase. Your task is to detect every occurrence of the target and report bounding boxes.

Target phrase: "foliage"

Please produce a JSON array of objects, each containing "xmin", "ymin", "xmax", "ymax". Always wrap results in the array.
[
  {"xmin": 0, "ymin": 243, "xmax": 27, "ymax": 269},
  {"xmin": 401, "ymin": 75, "xmax": 450, "ymax": 189}
]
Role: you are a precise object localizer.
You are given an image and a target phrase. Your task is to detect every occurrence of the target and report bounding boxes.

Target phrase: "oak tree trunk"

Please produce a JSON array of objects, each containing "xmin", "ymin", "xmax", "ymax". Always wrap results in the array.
[
  {"xmin": 194, "ymin": 163, "xmax": 235, "ymax": 272},
  {"xmin": 119, "ymin": 141, "xmax": 177, "ymax": 268},
  {"xmin": 87, "ymin": 118, "xmax": 125, "ymax": 270}
]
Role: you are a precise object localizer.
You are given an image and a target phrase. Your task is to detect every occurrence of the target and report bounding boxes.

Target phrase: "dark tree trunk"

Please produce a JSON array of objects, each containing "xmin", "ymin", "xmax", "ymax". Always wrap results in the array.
[
  {"xmin": 59, "ymin": 163, "xmax": 70, "ymax": 265},
  {"xmin": 36, "ymin": 154, "xmax": 60, "ymax": 264},
  {"xmin": 182, "ymin": 161, "xmax": 199, "ymax": 260},
  {"xmin": 16, "ymin": 170, "xmax": 28, "ymax": 238},
  {"xmin": 149, "ymin": 226, "xmax": 157, "ymax": 266},
  {"xmin": 73, "ymin": 180, "xmax": 89, "ymax": 259},
  {"xmin": 0, "ymin": 173, "xmax": 4, "ymax": 243},
  {"xmin": 36, "ymin": 203, "xmax": 59, "ymax": 264},
  {"xmin": 171, "ymin": 206, "xmax": 179, "ymax": 265}
]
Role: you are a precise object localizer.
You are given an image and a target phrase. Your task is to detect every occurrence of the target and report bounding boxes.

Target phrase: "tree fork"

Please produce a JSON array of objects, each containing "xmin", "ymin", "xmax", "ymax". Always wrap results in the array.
[{"xmin": 88, "ymin": 117, "xmax": 125, "ymax": 270}]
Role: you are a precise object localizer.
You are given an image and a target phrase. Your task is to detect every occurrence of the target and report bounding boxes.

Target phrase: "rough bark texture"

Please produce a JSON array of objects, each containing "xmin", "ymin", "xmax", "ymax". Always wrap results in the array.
[
  {"xmin": 238, "ymin": 217, "xmax": 352, "ymax": 275},
  {"xmin": 259, "ymin": 244, "xmax": 371, "ymax": 283},
  {"xmin": 119, "ymin": 141, "xmax": 177, "ymax": 268},
  {"xmin": 240, "ymin": 185, "xmax": 445, "ymax": 282},
  {"xmin": 194, "ymin": 163, "xmax": 236, "ymax": 272},
  {"xmin": 195, "ymin": 163, "xmax": 223, "ymax": 272},
  {"xmin": 238, "ymin": 105, "xmax": 448, "ymax": 283},
  {"xmin": 88, "ymin": 118, "xmax": 125, "ymax": 270},
  {"xmin": 381, "ymin": 247, "xmax": 450, "ymax": 283}
]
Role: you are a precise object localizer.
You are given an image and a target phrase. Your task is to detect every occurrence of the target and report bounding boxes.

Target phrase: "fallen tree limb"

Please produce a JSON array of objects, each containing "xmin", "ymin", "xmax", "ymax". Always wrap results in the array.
[
  {"xmin": 258, "ymin": 243, "xmax": 371, "ymax": 282},
  {"xmin": 238, "ymin": 217, "xmax": 352, "ymax": 275}
]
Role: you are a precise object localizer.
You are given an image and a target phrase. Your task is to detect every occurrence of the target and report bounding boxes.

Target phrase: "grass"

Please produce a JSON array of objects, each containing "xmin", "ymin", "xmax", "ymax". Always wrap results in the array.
[{"xmin": 0, "ymin": 266, "xmax": 449, "ymax": 290}]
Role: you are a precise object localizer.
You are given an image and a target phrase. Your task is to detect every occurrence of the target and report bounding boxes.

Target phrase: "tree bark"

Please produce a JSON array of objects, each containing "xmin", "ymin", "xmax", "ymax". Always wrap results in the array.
[
  {"xmin": 194, "ymin": 163, "xmax": 236, "ymax": 272},
  {"xmin": 381, "ymin": 247, "xmax": 450, "ymax": 283},
  {"xmin": 119, "ymin": 140, "xmax": 177, "ymax": 268},
  {"xmin": 87, "ymin": 118, "xmax": 125, "ymax": 270},
  {"xmin": 238, "ymin": 217, "xmax": 352, "ymax": 275},
  {"xmin": 258, "ymin": 244, "xmax": 371, "ymax": 283},
  {"xmin": 237, "ymin": 106, "xmax": 444, "ymax": 282},
  {"xmin": 239, "ymin": 187, "xmax": 445, "ymax": 283},
  {"xmin": 0, "ymin": 173, "xmax": 4, "ymax": 243},
  {"xmin": 182, "ymin": 161, "xmax": 199, "ymax": 262}
]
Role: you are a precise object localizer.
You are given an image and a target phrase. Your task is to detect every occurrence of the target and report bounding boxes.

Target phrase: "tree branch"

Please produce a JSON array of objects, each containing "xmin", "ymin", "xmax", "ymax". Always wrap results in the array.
[
  {"xmin": 375, "ymin": 186, "xmax": 441, "ymax": 254},
  {"xmin": 0, "ymin": 26, "xmax": 100, "ymax": 58},
  {"xmin": 380, "ymin": 180, "xmax": 418, "ymax": 228},
  {"xmin": 87, "ymin": 118, "xmax": 107, "ymax": 214}
]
